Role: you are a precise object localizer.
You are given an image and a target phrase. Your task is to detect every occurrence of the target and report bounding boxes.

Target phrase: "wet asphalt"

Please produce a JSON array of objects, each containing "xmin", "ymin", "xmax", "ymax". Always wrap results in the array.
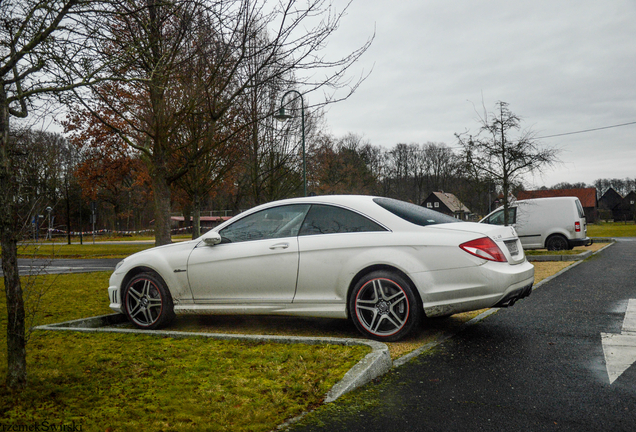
[
  {"xmin": 289, "ymin": 239, "xmax": 636, "ymax": 431},
  {"xmin": 0, "ymin": 258, "xmax": 120, "ymax": 277}
]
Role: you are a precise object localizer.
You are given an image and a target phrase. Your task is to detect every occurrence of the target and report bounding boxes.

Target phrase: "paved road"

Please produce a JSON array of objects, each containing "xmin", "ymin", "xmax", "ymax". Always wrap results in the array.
[
  {"xmin": 0, "ymin": 258, "xmax": 120, "ymax": 277},
  {"xmin": 290, "ymin": 239, "xmax": 636, "ymax": 431}
]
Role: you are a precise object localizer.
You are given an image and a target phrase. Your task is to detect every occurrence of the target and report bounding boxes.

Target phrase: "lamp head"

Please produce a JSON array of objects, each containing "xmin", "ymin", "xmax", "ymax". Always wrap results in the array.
[{"xmin": 274, "ymin": 107, "xmax": 293, "ymax": 122}]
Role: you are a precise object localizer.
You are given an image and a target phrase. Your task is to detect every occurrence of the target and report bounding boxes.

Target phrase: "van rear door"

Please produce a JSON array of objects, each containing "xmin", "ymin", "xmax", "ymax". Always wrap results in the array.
[{"xmin": 575, "ymin": 199, "xmax": 587, "ymax": 236}]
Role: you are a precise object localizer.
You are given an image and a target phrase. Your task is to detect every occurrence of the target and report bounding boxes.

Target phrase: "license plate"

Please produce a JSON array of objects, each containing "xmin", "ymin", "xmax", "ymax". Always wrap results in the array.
[{"xmin": 505, "ymin": 240, "xmax": 519, "ymax": 255}]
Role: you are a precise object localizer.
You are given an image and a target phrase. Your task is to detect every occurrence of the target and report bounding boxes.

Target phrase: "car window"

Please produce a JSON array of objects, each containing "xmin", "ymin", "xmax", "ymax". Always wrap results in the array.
[
  {"xmin": 298, "ymin": 204, "xmax": 386, "ymax": 236},
  {"xmin": 484, "ymin": 207, "xmax": 516, "ymax": 225},
  {"xmin": 219, "ymin": 204, "xmax": 310, "ymax": 243},
  {"xmin": 373, "ymin": 197, "xmax": 458, "ymax": 226}
]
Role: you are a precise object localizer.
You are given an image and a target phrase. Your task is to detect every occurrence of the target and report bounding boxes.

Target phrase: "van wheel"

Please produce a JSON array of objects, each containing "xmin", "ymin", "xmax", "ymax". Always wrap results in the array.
[{"xmin": 546, "ymin": 234, "xmax": 569, "ymax": 251}]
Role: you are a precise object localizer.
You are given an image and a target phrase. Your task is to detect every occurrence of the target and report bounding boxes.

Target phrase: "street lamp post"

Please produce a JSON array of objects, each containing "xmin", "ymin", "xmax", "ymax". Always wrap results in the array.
[
  {"xmin": 45, "ymin": 206, "xmax": 53, "ymax": 240},
  {"xmin": 274, "ymin": 90, "xmax": 306, "ymax": 197}
]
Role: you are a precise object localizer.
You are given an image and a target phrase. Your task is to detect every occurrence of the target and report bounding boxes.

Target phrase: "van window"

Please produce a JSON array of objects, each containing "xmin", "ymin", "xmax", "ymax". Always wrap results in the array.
[
  {"xmin": 575, "ymin": 200, "xmax": 585, "ymax": 219},
  {"xmin": 484, "ymin": 207, "xmax": 517, "ymax": 225}
]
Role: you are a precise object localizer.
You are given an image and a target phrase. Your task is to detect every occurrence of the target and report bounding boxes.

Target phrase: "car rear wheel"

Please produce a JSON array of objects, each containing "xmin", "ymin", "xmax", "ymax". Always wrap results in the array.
[
  {"xmin": 124, "ymin": 272, "xmax": 175, "ymax": 329},
  {"xmin": 546, "ymin": 234, "xmax": 569, "ymax": 251},
  {"xmin": 349, "ymin": 270, "xmax": 421, "ymax": 342}
]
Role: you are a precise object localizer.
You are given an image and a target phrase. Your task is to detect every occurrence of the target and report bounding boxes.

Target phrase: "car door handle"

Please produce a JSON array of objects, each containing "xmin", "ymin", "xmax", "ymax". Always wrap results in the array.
[{"xmin": 269, "ymin": 242, "xmax": 289, "ymax": 250}]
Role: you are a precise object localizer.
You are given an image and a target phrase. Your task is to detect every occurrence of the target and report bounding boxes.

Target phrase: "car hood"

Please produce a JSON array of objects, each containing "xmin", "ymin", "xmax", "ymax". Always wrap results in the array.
[{"xmin": 114, "ymin": 239, "xmax": 200, "ymax": 271}]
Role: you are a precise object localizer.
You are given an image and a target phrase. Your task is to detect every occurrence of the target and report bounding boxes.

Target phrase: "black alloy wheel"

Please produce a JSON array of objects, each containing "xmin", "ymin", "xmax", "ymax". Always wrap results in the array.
[
  {"xmin": 349, "ymin": 270, "xmax": 421, "ymax": 342},
  {"xmin": 124, "ymin": 272, "xmax": 175, "ymax": 329}
]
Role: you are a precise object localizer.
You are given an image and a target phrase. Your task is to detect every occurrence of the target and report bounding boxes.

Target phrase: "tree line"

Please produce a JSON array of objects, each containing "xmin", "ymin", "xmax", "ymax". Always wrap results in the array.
[
  {"xmin": 14, "ymin": 126, "xmax": 484, "ymax": 236},
  {"xmin": 31, "ymin": 123, "xmax": 635, "ymax": 243}
]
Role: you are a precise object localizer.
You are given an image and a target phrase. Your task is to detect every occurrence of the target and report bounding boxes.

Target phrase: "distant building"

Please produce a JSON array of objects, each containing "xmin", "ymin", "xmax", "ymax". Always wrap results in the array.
[
  {"xmin": 516, "ymin": 188, "xmax": 598, "ymax": 222},
  {"xmin": 613, "ymin": 191, "xmax": 636, "ymax": 221},
  {"xmin": 598, "ymin": 187, "xmax": 624, "ymax": 221},
  {"xmin": 421, "ymin": 192, "xmax": 471, "ymax": 220},
  {"xmin": 598, "ymin": 187, "xmax": 623, "ymax": 211}
]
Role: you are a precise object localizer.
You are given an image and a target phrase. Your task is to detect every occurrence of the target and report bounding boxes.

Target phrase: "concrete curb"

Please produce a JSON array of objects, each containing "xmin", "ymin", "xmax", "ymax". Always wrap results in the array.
[
  {"xmin": 526, "ymin": 238, "xmax": 615, "ymax": 262},
  {"xmin": 34, "ymin": 315, "xmax": 391, "ymax": 403},
  {"xmin": 527, "ymin": 251, "xmax": 593, "ymax": 262}
]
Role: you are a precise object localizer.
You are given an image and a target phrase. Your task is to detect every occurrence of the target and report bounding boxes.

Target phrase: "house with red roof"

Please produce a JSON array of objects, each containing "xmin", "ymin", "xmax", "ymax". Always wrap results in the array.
[{"xmin": 516, "ymin": 188, "xmax": 598, "ymax": 222}]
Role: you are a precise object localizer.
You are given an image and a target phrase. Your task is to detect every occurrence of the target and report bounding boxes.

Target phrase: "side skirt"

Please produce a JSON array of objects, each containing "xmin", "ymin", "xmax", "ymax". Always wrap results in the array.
[{"xmin": 173, "ymin": 303, "xmax": 347, "ymax": 319}]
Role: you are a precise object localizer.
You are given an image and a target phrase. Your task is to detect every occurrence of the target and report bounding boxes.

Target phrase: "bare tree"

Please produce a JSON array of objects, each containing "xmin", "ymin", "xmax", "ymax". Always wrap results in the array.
[
  {"xmin": 308, "ymin": 132, "xmax": 378, "ymax": 195},
  {"xmin": 1, "ymin": 0, "xmax": 106, "ymax": 389},
  {"xmin": 594, "ymin": 177, "xmax": 636, "ymax": 198},
  {"xmin": 456, "ymin": 101, "xmax": 560, "ymax": 225},
  {"xmin": 379, "ymin": 142, "xmax": 462, "ymax": 204},
  {"xmin": 72, "ymin": 0, "xmax": 372, "ymax": 246}
]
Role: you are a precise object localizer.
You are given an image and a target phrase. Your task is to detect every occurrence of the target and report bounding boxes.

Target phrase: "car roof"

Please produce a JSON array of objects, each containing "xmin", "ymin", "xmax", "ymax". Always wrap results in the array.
[
  {"xmin": 212, "ymin": 195, "xmax": 464, "ymax": 234},
  {"xmin": 213, "ymin": 195, "xmax": 396, "ymax": 232},
  {"xmin": 248, "ymin": 194, "xmax": 385, "ymax": 218}
]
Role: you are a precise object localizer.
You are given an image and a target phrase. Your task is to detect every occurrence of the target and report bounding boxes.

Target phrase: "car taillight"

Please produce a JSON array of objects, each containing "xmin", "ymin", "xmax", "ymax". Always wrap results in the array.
[
  {"xmin": 575, "ymin": 222, "xmax": 581, "ymax": 232},
  {"xmin": 460, "ymin": 237, "xmax": 507, "ymax": 262}
]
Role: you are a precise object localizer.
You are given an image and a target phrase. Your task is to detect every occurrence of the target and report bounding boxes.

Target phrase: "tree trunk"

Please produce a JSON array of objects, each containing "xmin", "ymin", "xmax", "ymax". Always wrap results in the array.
[
  {"xmin": 192, "ymin": 193, "xmax": 201, "ymax": 239},
  {"xmin": 1, "ymin": 86, "xmax": 27, "ymax": 390},
  {"xmin": 1, "ymin": 231, "xmax": 26, "ymax": 390},
  {"xmin": 152, "ymin": 170, "xmax": 172, "ymax": 246}
]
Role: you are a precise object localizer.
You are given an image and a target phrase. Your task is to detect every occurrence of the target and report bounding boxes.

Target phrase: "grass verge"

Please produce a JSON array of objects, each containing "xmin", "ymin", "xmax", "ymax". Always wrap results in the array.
[
  {"xmin": 15, "ymin": 243, "xmax": 153, "ymax": 259},
  {"xmin": 587, "ymin": 221, "xmax": 636, "ymax": 237},
  {"xmin": 12, "ymin": 234, "xmax": 191, "ymax": 258},
  {"xmin": 0, "ymin": 273, "xmax": 368, "ymax": 432},
  {"xmin": 525, "ymin": 242, "xmax": 605, "ymax": 256}
]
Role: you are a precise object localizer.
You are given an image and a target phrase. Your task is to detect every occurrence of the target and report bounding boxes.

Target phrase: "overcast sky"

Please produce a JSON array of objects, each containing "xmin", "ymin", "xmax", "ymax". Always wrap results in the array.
[{"xmin": 319, "ymin": 0, "xmax": 636, "ymax": 189}]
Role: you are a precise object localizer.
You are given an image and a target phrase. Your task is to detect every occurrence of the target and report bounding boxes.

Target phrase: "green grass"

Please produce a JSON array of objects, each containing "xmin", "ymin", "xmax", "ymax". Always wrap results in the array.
[
  {"xmin": 12, "ymin": 234, "xmax": 194, "ymax": 258},
  {"xmin": 524, "ymin": 242, "xmax": 605, "ymax": 256},
  {"xmin": 0, "ymin": 273, "xmax": 369, "ymax": 431},
  {"xmin": 587, "ymin": 221, "xmax": 636, "ymax": 237},
  {"xmin": 15, "ymin": 243, "xmax": 153, "ymax": 259},
  {"xmin": 525, "ymin": 249, "xmax": 582, "ymax": 255}
]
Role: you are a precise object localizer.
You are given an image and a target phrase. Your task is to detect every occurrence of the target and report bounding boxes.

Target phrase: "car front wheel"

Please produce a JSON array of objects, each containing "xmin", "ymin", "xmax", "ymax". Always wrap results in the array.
[
  {"xmin": 349, "ymin": 270, "xmax": 421, "ymax": 342},
  {"xmin": 124, "ymin": 272, "xmax": 175, "ymax": 329}
]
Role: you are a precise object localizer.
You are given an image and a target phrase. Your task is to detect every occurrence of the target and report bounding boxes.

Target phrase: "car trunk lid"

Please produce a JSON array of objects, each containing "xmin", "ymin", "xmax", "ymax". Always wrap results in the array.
[{"xmin": 429, "ymin": 222, "xmax": 527, "ymax": 264}]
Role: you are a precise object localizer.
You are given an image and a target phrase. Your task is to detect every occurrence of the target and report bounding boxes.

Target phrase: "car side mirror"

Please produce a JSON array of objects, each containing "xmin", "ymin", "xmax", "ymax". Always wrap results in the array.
[{"xmin": 202, "ymin": 232, "xmax": 222, "ymax": 246}]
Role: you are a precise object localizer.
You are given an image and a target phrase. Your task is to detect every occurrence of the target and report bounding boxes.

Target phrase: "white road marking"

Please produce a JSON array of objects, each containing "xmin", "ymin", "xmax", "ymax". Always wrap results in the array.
[{"xmin": 602, "ymin": 299, "xmax": 636, "ymax": 384}]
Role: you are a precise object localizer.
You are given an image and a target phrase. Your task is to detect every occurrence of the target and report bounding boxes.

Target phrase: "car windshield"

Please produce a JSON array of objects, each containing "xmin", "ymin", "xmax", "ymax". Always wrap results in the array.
[{"xmin": 373, "ymin": 197, "xmax": 459, "ymax": 227}]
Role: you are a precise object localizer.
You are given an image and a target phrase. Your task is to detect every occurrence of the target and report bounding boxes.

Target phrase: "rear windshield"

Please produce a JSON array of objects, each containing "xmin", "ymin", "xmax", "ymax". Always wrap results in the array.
[{"xmin": 373, "ymin": 197, "xmax": 459, "ymax": 227}]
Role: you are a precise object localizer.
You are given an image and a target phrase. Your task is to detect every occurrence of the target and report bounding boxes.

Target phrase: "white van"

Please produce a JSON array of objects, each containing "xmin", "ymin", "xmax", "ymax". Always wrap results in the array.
[{"xmin": 480, "ymin": 197, "xmax": 592, "ymax": 250}]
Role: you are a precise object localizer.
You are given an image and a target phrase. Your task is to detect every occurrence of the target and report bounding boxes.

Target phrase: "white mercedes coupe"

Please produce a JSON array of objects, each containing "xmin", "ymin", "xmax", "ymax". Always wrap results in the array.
[{"xmin": 108, "ymin": 195, "xmax": 534, "ymax": 341}]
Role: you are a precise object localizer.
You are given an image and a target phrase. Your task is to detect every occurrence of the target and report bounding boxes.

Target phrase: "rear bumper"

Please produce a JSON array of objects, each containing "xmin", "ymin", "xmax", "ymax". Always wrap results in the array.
[
  {"xmin": 569, "ymin": 237, "xmax": 592, "ymax": 248},
  {"xmin": 418, "ymin": 260, "xmax": 535, "ymax": 317},
  {"xmin": 494, "ymin": 282, "xmax": 533, "ymax": 307}
]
